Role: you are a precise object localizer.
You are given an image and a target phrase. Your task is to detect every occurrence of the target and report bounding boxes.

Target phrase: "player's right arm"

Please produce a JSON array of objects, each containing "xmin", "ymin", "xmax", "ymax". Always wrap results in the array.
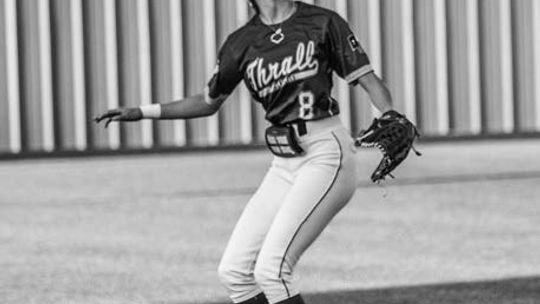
[
  {"xmin": 95, "ymin": 37, "xmax": 241, "ymax": 128},
  {"xmin": 160, "ymin": 89, "xmax": 227, "ymax": 119},
  {"xmin": 93, "ymin": 89, "xmax": 228, "ymax": 128}
]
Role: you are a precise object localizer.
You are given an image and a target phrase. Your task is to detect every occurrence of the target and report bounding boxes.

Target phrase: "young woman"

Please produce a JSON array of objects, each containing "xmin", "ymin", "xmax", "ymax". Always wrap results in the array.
[{"xmin": 96, "ymin": 1, "xmax": 395, "ymax": 303}]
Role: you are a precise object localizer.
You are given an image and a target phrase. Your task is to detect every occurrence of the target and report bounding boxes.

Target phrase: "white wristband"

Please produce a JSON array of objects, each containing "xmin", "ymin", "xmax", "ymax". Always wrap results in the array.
[{"xmin": 140, "ymin": 104, "xmax": 161, "ymax": 119}]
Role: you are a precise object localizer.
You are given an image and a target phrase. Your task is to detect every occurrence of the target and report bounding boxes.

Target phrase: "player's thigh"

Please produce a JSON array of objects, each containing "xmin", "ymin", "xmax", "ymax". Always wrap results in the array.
[
  {"xmin": 220, "ymin": 165, "xmax": 292, "ymax": 269},
  {"xmin": 259, "ymin": 130, "xmax": 357, "ymax": 269}
]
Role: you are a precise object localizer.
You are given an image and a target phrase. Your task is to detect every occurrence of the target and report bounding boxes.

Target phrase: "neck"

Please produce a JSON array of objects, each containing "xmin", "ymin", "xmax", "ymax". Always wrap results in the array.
[{"xmin": 257, "ymin": 0, "xmax": 296, "ymax": 25}]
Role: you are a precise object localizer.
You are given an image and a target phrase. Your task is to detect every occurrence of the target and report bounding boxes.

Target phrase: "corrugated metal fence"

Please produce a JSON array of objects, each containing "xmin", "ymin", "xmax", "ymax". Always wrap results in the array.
[{"xmin": 1, "ymin": 0, "xmax": 540, "ymax": 155}]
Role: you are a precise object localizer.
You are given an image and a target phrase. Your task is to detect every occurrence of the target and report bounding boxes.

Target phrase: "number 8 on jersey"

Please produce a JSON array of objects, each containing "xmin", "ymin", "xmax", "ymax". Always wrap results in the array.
[{"xmin": 298, "ymin": 91, "xmax": 315, "ymax": 120}]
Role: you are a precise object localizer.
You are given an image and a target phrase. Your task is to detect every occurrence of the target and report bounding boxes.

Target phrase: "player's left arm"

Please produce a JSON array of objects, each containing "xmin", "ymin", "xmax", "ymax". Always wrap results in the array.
[
  {"xmin": 356, "ymin": 72, "xmax": 393, "ymax": 114},
  {"xmin": 325, "ymin": 12, "xmax": 393, "ymax": 114}
]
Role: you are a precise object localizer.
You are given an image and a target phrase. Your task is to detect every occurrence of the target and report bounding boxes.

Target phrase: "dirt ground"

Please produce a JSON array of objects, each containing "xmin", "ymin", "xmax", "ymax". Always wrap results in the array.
[{"xmin": 1, "ymin": 139, "xmax": 540, "ymax": 304}]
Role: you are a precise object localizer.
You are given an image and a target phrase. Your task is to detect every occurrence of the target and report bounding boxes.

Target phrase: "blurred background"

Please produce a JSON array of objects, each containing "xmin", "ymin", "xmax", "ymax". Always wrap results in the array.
[
  {"xmin": 1, "ymin": 0, "xmax": 540, "ymax": 157},
  {"xmin": 2, "ymin": 1, "xmax": 540, "ymax": 304}
]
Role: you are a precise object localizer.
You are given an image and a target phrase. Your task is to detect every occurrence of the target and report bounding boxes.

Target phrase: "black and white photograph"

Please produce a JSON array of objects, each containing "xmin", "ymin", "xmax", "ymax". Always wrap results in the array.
[{"xmin": 1, "ymin": 0, "xmax": 539, "ymax": 303}]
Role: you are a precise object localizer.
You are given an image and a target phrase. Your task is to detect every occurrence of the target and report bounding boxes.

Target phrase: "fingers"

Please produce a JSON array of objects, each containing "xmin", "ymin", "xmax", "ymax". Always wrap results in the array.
[
  {"xmin": 104, "ymin": 118, "xmax": 113, "ymax": 128},
  {"xmin": 94, "ymin": 109, "xmax": 122, "ymax": 128},
  {"xmin": 104, "ymin": 115, "xmax": 123, "ymax": 128}
]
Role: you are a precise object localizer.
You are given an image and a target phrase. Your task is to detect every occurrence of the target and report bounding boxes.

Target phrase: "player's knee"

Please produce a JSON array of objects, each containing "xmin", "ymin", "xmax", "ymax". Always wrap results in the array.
[
  {"xmin": 253, "ymin": 256, "xmax": 280, "ymax": 287},
  {"xmin": 253, "ymin": 263, "xmax": 271, "ymax": 288},
  {"xmin": 217, "ymin": 260, "xmax": 251, "ymax": 288},
  {"xmin": 217, "ymin": 262, "xmax": 236, "ymax": 286}
]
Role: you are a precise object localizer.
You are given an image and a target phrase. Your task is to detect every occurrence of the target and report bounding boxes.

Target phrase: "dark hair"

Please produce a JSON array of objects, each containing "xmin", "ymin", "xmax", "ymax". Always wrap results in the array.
[{"xmin": 248, "ymin": 0, "xmax": 260, "ymax": 15}]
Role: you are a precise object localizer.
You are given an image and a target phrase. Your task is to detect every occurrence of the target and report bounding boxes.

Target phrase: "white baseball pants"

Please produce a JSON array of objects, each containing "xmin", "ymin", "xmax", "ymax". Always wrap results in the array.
[{"xmin": 218, "ymin": 116, "xmax": 357, "ymax": 304}]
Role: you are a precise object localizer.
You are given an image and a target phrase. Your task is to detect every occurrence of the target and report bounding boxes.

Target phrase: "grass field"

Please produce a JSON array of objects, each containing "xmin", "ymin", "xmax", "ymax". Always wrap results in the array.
[{"xmin": 1, "ymin": 139, "xmax": 540, "ymax": 304}]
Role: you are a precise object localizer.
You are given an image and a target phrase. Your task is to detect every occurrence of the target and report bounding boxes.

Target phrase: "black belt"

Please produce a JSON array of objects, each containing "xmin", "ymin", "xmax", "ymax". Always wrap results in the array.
[{"xmin": 290, "ymin": 120, "xmax": 307, "ymax": 137}]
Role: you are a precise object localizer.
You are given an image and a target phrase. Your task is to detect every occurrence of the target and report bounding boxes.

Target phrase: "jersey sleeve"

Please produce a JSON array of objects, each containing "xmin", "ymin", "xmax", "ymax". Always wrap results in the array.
[
  {"xmin": 207, "ymin": 39, "xmax": 243, "ymax": 99},
  {"xmin": 326, "ymin": 13, "xmax": 373, "ymax": 84}
]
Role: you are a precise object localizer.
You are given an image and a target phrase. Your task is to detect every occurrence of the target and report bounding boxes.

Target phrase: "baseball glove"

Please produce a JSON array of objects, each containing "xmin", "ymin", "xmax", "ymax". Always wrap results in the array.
[{"xmin": 355, "ymin": 110, "xmax": 421, "ymax": 183}]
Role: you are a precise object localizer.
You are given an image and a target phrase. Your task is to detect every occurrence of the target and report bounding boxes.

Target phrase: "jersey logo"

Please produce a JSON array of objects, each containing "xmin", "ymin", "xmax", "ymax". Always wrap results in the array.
[
  {"xmin": 246, "ymin": 41, "xmax": 319, "ymax": 98},
  {"xmin": 348, "ymin": 34, "xmax": 359, "ymax": 51},
  {"xmin": 270, "ymin": 28, "xmax": 285, "ymax": 44}
]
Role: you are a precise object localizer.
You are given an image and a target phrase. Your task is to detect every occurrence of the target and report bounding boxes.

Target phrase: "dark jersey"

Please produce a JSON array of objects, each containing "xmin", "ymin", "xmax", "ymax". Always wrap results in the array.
[{"xmin": 207, "ymin": 1, "xmax": 373, "ymax": 125}]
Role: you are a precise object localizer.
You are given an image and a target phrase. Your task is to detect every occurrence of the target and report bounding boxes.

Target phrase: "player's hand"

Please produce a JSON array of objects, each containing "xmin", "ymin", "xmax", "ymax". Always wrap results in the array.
[{"xmin": 94, "ymin": 107, "xmax": 143, "ymax": 128}]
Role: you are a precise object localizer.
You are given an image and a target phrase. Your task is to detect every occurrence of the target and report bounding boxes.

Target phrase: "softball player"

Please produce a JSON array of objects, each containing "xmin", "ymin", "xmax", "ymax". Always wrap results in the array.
[{"xmin": 96, "ymin": 1, "xmax": 394, "ymax": 303}]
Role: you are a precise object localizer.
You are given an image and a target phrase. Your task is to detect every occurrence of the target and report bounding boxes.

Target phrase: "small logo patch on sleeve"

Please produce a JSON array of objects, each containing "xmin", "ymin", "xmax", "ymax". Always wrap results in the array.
[{"xmin": 348, "ymin": 34, "xmax": 360, "ymax": 51}]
